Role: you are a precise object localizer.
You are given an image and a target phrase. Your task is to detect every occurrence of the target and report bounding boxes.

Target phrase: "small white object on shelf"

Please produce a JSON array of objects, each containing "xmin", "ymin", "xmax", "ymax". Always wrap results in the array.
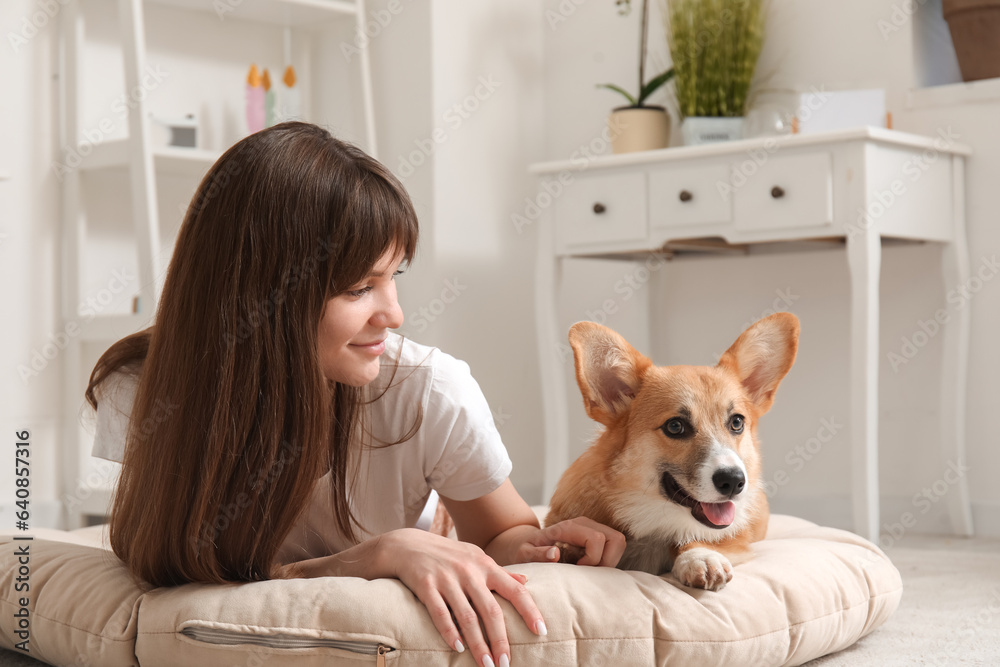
[
  {"xmin": 796, "ymin": 89, "xmax": 886, "ymax": 135},
  {"xmin": 151, "ymin": 114, "xmax": 198, "ymax": 148}
]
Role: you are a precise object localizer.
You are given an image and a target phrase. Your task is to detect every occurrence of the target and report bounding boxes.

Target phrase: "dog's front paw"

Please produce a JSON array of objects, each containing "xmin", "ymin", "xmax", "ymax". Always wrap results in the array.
[{"xmin": 672, "ymin": 547, "xmax": 733, "ymax": 591}]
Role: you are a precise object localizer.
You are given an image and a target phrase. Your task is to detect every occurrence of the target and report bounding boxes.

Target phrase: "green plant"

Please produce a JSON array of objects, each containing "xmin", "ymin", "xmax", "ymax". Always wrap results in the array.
[
  {"xmin": 598, "ymin": 0, "xmax": 674, "ymax": 108},
  {"xmin": 666, "ymin": 0, "xmax": 766, "ymax": 118}
]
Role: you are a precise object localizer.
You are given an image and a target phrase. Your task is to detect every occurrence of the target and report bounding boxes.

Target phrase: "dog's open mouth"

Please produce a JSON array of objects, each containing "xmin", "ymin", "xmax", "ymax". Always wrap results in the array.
[{"xmin": 660, "ymin": 471, "xmax": 735, "ymax": 530}]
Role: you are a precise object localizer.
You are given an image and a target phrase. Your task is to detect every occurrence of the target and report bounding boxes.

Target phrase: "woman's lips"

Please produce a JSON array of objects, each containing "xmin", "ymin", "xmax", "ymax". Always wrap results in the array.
[{"xmin": 350, "ymin": 338, "xmax": 387, "ymax": 355}]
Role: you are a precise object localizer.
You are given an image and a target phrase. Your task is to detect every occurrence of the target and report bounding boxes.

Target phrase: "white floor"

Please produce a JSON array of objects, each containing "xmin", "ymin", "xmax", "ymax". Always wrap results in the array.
[{"xmin": 805, "ymin": 533, "xmax": 1000, "ymax": 666}]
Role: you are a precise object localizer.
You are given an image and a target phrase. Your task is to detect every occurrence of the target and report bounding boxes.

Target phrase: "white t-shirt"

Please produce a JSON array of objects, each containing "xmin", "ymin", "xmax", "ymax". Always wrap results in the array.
[{"xmin": 91, "ymin": 333, "xmax": 512, "ymax": 561}]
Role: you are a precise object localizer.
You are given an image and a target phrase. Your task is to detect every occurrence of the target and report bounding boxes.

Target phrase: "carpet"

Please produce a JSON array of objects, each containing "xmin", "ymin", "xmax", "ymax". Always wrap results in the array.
[{"xmin": 803, "ymin": 533, "xmax": 1000, "ymax": 666}]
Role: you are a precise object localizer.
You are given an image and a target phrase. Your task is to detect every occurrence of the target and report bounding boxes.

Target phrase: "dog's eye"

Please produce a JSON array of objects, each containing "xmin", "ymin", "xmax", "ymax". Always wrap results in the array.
[
  {"xmin": 729, "ymin": 414, "xmax": 745, "ymax": 433},
  {"xmin": 661, "ymin": 418, "xmax": 686, "ymax": 437}
]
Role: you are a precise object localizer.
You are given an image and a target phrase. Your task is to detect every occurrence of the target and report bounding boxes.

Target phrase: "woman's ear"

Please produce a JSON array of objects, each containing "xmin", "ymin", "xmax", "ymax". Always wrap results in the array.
[
  {"xmin": 568, "ymin": 322, "xmax": 652, "ymax": 426},
  {"xmin": 717, "ymin": 312, "xmax": 800, "ymax": 415}
]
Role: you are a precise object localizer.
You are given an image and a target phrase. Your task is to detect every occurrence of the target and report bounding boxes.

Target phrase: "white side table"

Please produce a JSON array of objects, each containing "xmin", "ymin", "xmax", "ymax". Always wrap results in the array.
[{"xmin": 530, "ymin": 127, "xmax": 974, "ymax": 542}]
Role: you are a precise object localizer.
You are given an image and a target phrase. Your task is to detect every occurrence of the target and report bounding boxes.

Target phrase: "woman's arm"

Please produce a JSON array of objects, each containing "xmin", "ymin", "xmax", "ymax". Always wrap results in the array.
[{"xmin": 443, "ymin": 478, "xmax": 627, "ymax": 568}]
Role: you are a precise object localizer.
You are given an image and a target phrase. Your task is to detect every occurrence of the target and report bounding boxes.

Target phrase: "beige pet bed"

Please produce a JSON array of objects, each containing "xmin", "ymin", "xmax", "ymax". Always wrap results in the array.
[{"xmin": 0, "ymin": 514, "xmax": 900, "ymax": 666}]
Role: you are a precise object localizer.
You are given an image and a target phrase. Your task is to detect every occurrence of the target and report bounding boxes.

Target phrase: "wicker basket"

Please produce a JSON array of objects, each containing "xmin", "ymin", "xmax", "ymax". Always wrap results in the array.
[{"xmin": 943, "ymin": 0, "xmax": 1000, "ymax": 81}]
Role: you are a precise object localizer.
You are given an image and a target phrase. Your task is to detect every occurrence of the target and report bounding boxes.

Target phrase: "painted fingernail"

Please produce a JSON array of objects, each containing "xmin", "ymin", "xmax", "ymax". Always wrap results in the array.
[
  {"xmin": 499, "ymin": 654, "xmax": 510, "ymax": 667},
  {"xmin": 483, "ymin": 655, "xmax": 496, "ymax": 667},
  {"xmin": 535, "ymin": 620, "xmax": 548, "ymax": 636},
  {"xmin": 454, "ymin": 639, "xmax": 464, "ymax": 653},
  {"xmin": 546, "ymin": 547, "xmax": 558, "ymax": 560}
]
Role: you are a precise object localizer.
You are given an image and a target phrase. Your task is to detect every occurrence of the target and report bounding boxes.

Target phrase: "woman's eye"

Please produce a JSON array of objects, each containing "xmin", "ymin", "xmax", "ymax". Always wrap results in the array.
[
  {"xmin": 347, "ymin": 286, "xmax": 373, "ymax": 298},
  {"xmin": 729, "ymin": 415, "xmax": 745, "ymax": 433},
  {"xmin": 661, "ymin": 418, "xmax": 685, "ymax": 437}
]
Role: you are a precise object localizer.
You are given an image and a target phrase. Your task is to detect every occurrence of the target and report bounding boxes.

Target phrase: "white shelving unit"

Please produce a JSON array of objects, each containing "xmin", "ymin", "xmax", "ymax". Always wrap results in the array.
[{"xmin": 58, "ymin": 0, "xmax": 376, "ymax": 528}]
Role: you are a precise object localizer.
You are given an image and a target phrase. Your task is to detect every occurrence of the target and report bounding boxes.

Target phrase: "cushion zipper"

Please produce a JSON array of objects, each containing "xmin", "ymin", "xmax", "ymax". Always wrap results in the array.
[{"xmin": 181, "ymin": 626, "xmax": 395, "ymax": 663}]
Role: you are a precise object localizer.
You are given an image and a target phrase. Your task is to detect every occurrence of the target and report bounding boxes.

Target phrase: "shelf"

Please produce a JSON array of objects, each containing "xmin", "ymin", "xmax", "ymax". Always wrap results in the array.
[
  {"xmin": 80, "ymin": 139, "xmax": 219, "ymax": 178},
  {"xmin": 569, "ymin": 236, "xmax": 926, "ymax": 263},
  {"xmin": 530, "ymin": 126, "xmax": 973, "ymax": 175},
  {"xmin": 906, "ymin": 77, "xmax": 1000, "ymax": 110},
  {"xmin": 147, "ymin": 0, "xmax": 357, "ymax": 26},
  {"xmin": 154, "ymin": 145, "xmax": 221, "ymax": 178},
  {"xmin": 79, "ymin": 313, "xmax": 153, "ymax": 342}
]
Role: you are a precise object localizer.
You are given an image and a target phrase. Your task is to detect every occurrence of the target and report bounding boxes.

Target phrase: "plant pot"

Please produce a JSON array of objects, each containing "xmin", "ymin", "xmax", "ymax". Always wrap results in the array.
[
  {"xmin": 943, "ymin": 0, "xmax": 1000, "ymax": 82},
  {"xmin": 609, "ymin": 106, "xmax": 671, "ymax": 154},
  {"xmin": 681, "ymin": 117, "xmax": 745, "ymax": 146}
]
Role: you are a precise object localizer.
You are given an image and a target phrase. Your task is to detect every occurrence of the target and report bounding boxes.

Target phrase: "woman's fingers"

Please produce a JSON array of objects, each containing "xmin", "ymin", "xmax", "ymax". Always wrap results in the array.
[
  {"xmin": 517, "ymin": 544, "xmax": 561, "ymax": 564},
  {"xmin": 465, "ymin": 582, "xmax": 510, "ymax": 667},
  {"xmin": 491, "ymin": 568, "xmax": 547, "ymax": 638},
  {"xmin": 441, "ymin": 580, "xmax": 498, "ymax": 667},
  {"xmin": 577, "ymin": 531, "xmax": 606, "ymax": 567},
  {"xmin": 451, "ymin": 566, "xmax": 545, "ymax": 667},
  {"xmin": 544, "ymin": 518, "xmax": 626, "ymax": 567},
  {"xmin": 412, "ymin": 585, "xmax": 467, "ymax": 655},
  {"xmin": 387, "ymin": 529, "xmax": 553, "ymax": 666}
]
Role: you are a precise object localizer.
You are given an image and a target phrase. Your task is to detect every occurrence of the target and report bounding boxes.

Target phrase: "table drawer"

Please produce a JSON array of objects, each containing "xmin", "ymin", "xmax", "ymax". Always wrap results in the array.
[
  {"xmin": 733, "ymin": 152, "xmax": 833, "ymax": 232},
  {"xmin": 650, "ymin": 163, "xmax": 732, "ymax": 228},
  {"xmin": 554, "ymin": 172, "xmax": 647, "ymax": 250}
]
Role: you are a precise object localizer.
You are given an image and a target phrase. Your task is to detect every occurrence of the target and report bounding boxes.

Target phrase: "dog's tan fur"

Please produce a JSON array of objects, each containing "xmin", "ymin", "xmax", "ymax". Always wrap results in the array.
[{"xmin": 546, "ymin": 313, "xmax": 799, "ymax": 590}]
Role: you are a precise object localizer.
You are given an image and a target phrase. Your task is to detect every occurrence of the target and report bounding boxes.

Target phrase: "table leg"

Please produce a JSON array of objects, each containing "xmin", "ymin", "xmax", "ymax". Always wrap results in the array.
[
  {"xmin": 846, "ymin": 226, "xmax": 881, "ymax": 543},
  {"xmin": 940, "ymin": 157, "xmax": 974, "ymax": 536},
  {"xmin": 536, "ymin": 209, "xmax": 569, "ymax": 505}
]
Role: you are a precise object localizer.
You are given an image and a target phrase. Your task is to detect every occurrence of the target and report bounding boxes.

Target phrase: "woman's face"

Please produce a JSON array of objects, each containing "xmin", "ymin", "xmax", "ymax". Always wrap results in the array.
[{"xmin": 318, "ymin": 247, "xmax": 406, "ymax": 386}]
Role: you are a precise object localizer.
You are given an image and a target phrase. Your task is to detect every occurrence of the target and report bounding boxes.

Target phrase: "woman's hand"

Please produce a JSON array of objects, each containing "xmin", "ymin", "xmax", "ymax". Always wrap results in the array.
[
  {"xmin": 382, "ymin": 528, "xmax": 544, "ymax": 667},
  {"xmin": 492, "ymin": 516, "xmax": 627, "ymax": 568}
]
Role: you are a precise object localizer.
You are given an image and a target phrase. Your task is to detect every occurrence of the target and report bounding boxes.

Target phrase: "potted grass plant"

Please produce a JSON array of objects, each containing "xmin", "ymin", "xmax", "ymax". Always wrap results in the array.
[
  {"xmin": 599, "ymin": 0, "xmax": 675, "ymax": 153},
  {"xmin": 666, "ymin": 0, "xmax": 766, "ymax": 145}
]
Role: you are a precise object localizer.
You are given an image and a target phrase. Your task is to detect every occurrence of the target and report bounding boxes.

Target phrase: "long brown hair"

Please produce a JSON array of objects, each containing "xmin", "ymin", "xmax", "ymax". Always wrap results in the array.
[{"xmin": 85, "ymin": 122, "xmax": 418, "ymax": 586}]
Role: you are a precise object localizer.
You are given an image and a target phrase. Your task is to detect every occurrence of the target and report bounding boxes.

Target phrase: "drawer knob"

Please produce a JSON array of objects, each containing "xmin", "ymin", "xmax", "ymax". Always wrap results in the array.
[
  {"xmin": 771, "ymin": 186, "xmax": 786, "ymax": 199},
  {"xmin": 679, "ymin": 190, "xmax": 693, "ymax": 203},
  {"xmin": 593, "ymin": 202, "xmax": 606, "ymax": 214}
]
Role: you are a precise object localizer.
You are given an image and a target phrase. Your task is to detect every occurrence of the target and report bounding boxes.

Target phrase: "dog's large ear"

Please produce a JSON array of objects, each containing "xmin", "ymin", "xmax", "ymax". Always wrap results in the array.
[
  {"xmin": 568, "ymin": 322, "xmax": 652, "ymax": 425},
  {"xmin": 717, "ymin": 312, "xmax": 800, "ymax": 415}
]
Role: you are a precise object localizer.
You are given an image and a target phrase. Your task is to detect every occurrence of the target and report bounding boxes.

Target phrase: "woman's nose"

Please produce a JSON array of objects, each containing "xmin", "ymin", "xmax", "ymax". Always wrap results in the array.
[{"xmin": 373, "ymin": 286, "xmax": 404, "ymax": 329}]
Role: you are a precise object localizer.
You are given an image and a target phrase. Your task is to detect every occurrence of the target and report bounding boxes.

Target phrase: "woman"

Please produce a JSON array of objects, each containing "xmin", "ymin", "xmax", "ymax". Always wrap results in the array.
[{"xmin": 86, "ymin": 122, "xmax": 624, "ymax": 667}]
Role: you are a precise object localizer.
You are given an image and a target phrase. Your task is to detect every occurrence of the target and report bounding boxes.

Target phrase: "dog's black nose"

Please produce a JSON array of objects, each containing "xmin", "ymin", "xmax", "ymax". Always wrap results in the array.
[{"xmin": 713, "ymin": 467, "xmax": 746, "ymax": 498}]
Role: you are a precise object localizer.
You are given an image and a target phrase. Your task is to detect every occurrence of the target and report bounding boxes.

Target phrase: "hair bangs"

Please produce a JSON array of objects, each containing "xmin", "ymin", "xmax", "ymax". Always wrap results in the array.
[{"xmin": 327, "ymin": 164, "xmax": 419, "ymax": 297}]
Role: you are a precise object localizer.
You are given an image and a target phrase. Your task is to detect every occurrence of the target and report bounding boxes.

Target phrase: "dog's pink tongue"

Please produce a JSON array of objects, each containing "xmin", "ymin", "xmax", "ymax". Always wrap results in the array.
[{"xmin": 701, "ymin": 501, "xmax": 735, "ymax": 526}]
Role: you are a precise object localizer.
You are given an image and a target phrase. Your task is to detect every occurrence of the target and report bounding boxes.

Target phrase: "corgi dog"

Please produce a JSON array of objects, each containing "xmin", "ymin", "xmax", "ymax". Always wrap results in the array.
[{"xmin": 546, "ymin": 313, "xmax": 799, "ymax": 591}]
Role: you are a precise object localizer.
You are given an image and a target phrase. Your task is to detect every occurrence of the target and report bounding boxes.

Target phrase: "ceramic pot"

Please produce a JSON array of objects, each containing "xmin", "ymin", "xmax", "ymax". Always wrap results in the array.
[
  {"xmin": 609, "ymin": 106, "xmax": 671, "ymax": 154},
  {"xmin": 681, "ymin": 116, "xmax": 745, "ymax": 146},
  {"xmin": 943, "ymin": 0, "xmax": 1000, "ymax": 82}
]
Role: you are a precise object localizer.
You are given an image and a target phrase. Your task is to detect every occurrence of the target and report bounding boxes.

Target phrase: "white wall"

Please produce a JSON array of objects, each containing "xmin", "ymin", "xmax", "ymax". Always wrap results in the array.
[
  {"xmin": 368, "ymin": 0, "xmax": 548, "ymax": 502},
  {"xmin": 0, "ymin": 0, "xmax": 64, "ymax": 528}
]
